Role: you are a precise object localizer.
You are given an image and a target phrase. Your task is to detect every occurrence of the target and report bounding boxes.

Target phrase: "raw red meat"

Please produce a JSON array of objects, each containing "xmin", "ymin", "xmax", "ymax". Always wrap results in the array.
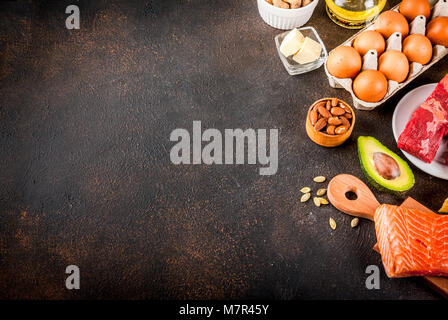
[{"xmin": 398, "ymin": 75, "xmax": 448, "ymax": 163}]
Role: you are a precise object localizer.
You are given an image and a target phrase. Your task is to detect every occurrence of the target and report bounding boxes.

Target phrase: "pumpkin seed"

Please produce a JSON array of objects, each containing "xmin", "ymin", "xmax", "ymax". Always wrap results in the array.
[
  {"xmin": 316, "ymin": 188, "xmax": 327, "ymax": 196},
  {"xmin": 351, "ymin": 218, "xmax": 359, "ymax": 228},
  {"xmin": 439, "ymin": 198, "xmax": 448, "ymax": 213},
  {"xmin": 319, "ymin": 197, "xmax": 329, "ymax": 205},
  {"xmin": 329, "ymin": 218, "xmax": 336, "ymax": 230},
  {"xmin": 301, "ymin": 193, "xmax": 311, "ymax": 203},
  {"xmin": 313, "ymin": 197, "xmax": 321, "ymax": 207},
  {"xmin": 313, "ymin": 176, "xmax": 326, "ymax": 183},
  {"xmin": 300, "ymin": 187, "xmax": 311, "ymax": 194}
]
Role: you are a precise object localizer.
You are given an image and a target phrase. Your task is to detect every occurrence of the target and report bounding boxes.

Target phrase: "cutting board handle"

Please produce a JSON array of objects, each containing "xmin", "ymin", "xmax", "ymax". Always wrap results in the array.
[{"xmin": 327, "ymin": 174, "xmax": 380, "ymax": 221}]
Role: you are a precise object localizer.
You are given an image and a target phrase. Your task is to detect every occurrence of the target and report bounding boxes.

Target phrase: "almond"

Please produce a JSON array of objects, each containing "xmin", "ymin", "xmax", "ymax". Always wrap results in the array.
[
  {"xmin": 331, "ymin": 98, "xmax": 338, "ymax": 107},
  {"xmin": 335, "ymin": 125, "xmax": 348, "ymax": 135},
  {"xmin": 326, "ymin": 100, "xmax": 331, "ymax": 110},
  {"xmin": 326, "ymin": 125, "xmax": 336, "ymax": 135},
  {"xmin": 330, "ymin": 107, "xmax": 346, "ymax": 116},
  {"xmin": 314, "ymin": 118, "xmax": 327, "ymax": 131},
  {"xmin": 314, "ymin": 101, "xmax": 326, "ymax": 111},
  {"xmin": 339, "ymin": 116, "xmax": 350, "ymax": 127},
  {"xmin": 345, "ymin": 112, "xmax": 352, "ymax": 119},
  {"xmin": 318, "ymin": 105, "xmax": 332, "ymax": 118},
  {"xmin": 328, "ymin": 117, "xmax": 342, "ymax": 126},
  {"xmin": 310, "ymin": 109, "xmax": 318, "ymax": 125}
]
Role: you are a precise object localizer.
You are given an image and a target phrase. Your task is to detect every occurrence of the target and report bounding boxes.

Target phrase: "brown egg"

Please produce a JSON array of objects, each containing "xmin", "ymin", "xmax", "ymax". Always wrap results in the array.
[
  {"xmin": 326, "ymin": 46, "xmax": 362, "ymax": 79},
  {"xmin": 379, "ymin": 50, "xmax": 409, "ymax": 83},
  {"xmin": 353, "ymin": 30, "xmax": 386, "ymax": 56},
  {"xmin": 426, "ymin": 17, "xmax": 448, "ymax": 47},
  {"xmin": 353, "ymin": 70, "xmax": 388, "ymax": 103},
  {"xmin": 375, "ymin": 11, "xmax": 409, "ymax": 39},
  {"xmin": 399, "ymin": 0, "xmax": 431, "ymax": 21},
  {"xmin": 403, "ymin": 34, "xmax": 433, "ymax": 64}
]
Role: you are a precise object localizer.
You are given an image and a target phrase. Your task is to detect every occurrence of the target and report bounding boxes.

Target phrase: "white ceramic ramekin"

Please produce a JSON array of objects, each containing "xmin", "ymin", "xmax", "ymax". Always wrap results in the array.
[{"xmin": 257, "ymin": 0, "xmax": 319, "ymax": 30}]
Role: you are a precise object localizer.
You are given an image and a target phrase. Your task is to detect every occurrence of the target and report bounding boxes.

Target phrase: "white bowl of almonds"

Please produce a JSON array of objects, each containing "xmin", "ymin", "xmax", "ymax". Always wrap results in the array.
[{"xmin": 257, "ymin": 0, "xmax": 318, "ymax": 29}]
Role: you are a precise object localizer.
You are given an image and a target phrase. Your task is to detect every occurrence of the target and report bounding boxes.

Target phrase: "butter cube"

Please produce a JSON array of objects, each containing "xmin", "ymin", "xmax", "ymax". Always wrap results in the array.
[
  {"xmin": 293, "ymin": 37, "xmax": 322, "ymax": 64},
  {"xmin": 279, "ymin": 28, "xmax": 305, "ymax": 57}
]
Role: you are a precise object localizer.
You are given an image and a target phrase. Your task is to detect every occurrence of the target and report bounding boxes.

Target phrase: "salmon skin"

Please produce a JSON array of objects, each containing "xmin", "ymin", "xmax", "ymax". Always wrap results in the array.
[{"xmin": 374, "ymin": 204, "xmax": 448, "ymax": 278}]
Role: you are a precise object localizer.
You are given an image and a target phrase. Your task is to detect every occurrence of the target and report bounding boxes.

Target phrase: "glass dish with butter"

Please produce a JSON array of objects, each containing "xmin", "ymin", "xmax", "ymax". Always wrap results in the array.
[{"xmin": 275, "ymin": 26, "xmax": 327, "ymax": 75}]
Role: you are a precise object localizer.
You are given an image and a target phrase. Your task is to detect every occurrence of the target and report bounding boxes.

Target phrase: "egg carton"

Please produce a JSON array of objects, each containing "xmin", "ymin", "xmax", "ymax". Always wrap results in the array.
[{"xmin": 324, "ymin": 0, "xmax": 448, "ymax": 110}]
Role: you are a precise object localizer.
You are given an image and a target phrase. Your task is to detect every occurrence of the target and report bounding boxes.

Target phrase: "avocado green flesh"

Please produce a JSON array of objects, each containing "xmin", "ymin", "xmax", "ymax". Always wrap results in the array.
[{"xmin": 358, "ymin": 136, "xmax": 414, "ymax": 192}]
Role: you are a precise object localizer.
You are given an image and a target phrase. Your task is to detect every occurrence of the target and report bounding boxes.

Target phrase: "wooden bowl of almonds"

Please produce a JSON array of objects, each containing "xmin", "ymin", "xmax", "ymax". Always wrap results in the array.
[{"xmin": 306, "ymin": 97, "xmax": 355, "ymax": 147}]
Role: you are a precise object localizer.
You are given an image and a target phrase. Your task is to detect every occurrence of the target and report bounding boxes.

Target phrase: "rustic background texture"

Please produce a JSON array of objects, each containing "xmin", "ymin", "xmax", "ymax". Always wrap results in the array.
[{"xmin": 0, "ymin": 0, "xmax": 447, "ymax": 299}]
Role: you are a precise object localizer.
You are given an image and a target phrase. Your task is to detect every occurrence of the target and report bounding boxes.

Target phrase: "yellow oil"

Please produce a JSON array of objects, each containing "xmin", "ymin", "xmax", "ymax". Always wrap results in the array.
[{"xmin": 325, "ymin": 0, "xmax": 388, "ymax": 29}]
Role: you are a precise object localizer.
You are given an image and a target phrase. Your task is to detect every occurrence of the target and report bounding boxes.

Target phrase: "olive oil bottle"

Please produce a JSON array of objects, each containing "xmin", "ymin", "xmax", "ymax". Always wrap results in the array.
[{"xmin": 325, "ymin": 0, "xmax": 388, "ymax": 29}]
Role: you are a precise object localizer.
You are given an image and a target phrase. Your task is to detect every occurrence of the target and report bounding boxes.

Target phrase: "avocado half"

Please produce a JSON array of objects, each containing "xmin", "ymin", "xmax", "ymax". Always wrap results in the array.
[{"xmin": 358, "ymin": 136, "xmax": 415, "ymax": 193}]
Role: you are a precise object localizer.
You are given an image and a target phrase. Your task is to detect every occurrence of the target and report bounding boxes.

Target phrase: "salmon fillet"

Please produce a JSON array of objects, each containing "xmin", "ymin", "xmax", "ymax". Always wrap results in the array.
[{"xmin": 374, "ymin": 204, "xmax": 448, "ymax": 278}]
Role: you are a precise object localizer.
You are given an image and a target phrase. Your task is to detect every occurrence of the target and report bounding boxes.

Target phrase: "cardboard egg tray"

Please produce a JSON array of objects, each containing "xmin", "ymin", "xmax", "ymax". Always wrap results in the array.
[{"xmin": 324, "ymin": 0, "xmax": 448, "ymax": 111}]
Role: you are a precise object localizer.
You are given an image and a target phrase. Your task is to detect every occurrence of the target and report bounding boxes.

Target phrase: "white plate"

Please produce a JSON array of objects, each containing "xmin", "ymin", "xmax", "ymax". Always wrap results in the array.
[{"xmin": 392, "ymin": 83, "xmax": 448, "ymax": 180}]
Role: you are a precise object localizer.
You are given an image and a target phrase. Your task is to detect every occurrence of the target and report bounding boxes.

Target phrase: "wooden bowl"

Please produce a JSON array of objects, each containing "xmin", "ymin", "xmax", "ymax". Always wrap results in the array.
[{"xmin": 305, "ymin": 98, "xmax": 356, "ymax": 147}]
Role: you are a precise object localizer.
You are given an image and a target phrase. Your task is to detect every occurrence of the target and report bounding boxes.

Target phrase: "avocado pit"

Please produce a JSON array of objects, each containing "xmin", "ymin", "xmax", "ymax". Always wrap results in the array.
[
  {"xmin": 373, "ymin": 152, "xmax": 401, "ymax": 180},
  {"xmin": 357, "ymin": 136, "xmax": 414, "ymax": 193}
]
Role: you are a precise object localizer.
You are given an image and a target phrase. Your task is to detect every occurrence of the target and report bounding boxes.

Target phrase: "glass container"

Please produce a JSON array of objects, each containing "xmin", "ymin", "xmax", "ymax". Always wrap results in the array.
[
  {"xmin": 274, "ymin": 27, "xmax": 328, "ymax": 76},
  {"xmin": 325, "ymin": 0, "xmax": 388, "ymax": 29}
]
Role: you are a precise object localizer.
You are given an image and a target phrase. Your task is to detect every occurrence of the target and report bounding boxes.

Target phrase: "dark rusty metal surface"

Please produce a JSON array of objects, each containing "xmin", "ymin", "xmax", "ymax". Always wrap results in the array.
[{"xmin": 0, "ymin": 0, "xmax": 447, "ymax": 300}]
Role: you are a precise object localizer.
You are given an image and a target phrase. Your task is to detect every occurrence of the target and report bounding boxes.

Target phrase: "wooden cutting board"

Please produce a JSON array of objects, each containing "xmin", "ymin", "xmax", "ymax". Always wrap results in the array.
[{"xmin": 327, "ymin": 174, "xmax": 448, "ymax": 298}]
